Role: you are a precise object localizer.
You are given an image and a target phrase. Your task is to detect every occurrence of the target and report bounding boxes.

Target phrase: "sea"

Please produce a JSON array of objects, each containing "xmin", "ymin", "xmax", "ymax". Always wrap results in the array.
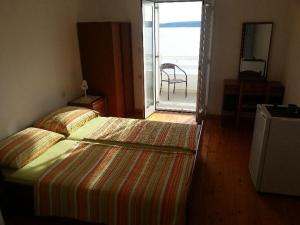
[{"xmin": 159, "ymin": 27, "xmax": 201, "ymax": 75}]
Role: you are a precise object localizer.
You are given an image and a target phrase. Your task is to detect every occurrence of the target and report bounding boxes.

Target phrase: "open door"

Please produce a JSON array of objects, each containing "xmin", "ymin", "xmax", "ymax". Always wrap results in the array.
[
  {"xmin": 143, "ymin": 0, "xmax": 156, "ymax": 118},
  {"xmin": 196, "ymin": 0, "xmax": 215, "ymax": 122}
]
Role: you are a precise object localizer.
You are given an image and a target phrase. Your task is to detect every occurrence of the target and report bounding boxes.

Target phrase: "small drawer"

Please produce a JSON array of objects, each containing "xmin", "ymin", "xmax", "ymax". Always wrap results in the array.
[
  {"xmin": 224, "ymin": 85, "xmax": 240, "ymax": 95},
  {"xmin": 243, "ymin": 83, "xmax": 266, "ymax": 95},
  {"xmin": 92, "ymin": 99, "xmax": 107, "ymax": 116},
  {"xmin": 268, "ymin": 86, "xmax": 285, "ymax": 96}
]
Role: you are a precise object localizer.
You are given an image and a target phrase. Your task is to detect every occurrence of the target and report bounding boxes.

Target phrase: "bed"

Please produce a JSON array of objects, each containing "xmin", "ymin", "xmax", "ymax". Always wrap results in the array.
[
  {"xmin": 2, "ymin": 140, "xmax": 198, "ymax": 225},
  {"xmin": 0, "ymin": 107, "xmax": 203, "ymax": 225}
]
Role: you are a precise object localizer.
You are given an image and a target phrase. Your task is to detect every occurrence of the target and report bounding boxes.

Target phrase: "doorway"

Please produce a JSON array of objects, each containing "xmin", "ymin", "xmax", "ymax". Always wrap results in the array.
[{"xmin": 143, "ymin": 1, "xmax": 203, "ymax": 117}]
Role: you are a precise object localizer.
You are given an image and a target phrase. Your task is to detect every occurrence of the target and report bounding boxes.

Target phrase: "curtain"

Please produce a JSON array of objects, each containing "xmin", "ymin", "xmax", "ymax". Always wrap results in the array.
[{"xmin": 196, "ymin": 0, "xmax": 215, "ymax": 123}]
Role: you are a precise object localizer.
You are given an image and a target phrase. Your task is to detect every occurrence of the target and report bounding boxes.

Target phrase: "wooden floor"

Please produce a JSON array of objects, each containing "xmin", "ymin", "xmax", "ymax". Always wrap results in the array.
[
  {"xmin": 147, "ymin": 111, "xmax": 197, "ymax": 124},
  {"xmin": 190, "ymin": 118, "xmax": 300, "ymax": 225},
  {"xmin": 5, "ymin": 114, "xmax": 300, "ymax": 225}
]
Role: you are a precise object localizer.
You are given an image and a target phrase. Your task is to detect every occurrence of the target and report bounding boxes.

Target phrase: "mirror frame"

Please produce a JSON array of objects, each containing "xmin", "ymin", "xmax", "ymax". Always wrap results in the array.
[{"xmin": 239, "ymin": 22, "xmax": 274, "ymax": 81}]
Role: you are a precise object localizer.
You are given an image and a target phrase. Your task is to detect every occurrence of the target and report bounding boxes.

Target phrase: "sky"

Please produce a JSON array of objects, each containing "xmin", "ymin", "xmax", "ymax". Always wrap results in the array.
[{"xmin": 158, "ymin": 2, "xmax": 202, "ymax": 23}]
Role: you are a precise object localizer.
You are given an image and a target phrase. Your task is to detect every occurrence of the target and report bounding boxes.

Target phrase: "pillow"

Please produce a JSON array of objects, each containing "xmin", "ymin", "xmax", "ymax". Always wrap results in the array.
[
  {"xmin": 0, "ymin": 127, "xmax": 64, "ymax": 169},
  {"xmin": 34, "ymin": 106, "xmax": 98, "ymax": 135}
]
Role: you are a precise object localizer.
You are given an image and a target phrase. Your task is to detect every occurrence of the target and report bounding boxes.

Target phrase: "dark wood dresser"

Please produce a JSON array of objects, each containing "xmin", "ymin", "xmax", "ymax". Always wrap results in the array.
[
  {"xmin": 77, "ymin": 22, "xmax": 135, "ymax": 118},
  {"xmin": 222, "ymin": 79, "xmax": 285, "ymax": 126}
]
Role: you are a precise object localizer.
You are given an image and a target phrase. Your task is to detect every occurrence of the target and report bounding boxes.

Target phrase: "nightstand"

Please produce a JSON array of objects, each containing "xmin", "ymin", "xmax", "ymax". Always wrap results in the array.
[{"xmin": 68, "ymin": 95, "xmax": 107, "ymax": 116}]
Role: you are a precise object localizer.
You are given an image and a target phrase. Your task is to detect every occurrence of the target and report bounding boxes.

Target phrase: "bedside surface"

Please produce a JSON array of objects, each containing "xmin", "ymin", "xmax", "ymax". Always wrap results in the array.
[
  {"xmin": 70, "ymin": 95, "xmax": 102, "ymax": 104},
  {"xmin": 68, "ymin": 95, "xmax": 107, "ymax": 116}
]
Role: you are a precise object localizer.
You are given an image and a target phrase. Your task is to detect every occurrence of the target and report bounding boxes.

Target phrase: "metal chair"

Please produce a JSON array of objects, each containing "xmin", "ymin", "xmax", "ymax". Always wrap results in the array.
[{"xmin": 160, "ymin": 63, "xmax": 187, "ymax": 100}]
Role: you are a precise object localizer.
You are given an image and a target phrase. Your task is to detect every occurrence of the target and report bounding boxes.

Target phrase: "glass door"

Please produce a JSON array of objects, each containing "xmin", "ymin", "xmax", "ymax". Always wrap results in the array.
[
  {"xmin": 154, "ymin": 2, "xmax": 202, "ymax": 112},
  {"xmin": 143, "ymin": 0, "xmax": 156, "ymax": 118},
  {"xmin": 196, "ymin": 0, "xmax": 214, "ymax": 122}
]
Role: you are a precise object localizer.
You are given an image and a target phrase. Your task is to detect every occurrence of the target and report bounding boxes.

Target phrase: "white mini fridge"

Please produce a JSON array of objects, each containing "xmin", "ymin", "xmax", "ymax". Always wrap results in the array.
[{"xmin": 249, "ymin": 104, "xmax": 300, "ymax": 196}]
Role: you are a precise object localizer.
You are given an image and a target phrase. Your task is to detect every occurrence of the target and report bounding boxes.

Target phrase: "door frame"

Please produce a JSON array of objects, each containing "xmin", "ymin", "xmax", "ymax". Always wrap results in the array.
[
  {"xmin": 196, "ymin": 0, "xmax": 215, "ymax": 122},
  {"xmin": 141, "ymin": 0, "xmax": 205, "ymax": 118},
  {"xmin": 142, "ymin": 0, "xmax": 157, "ymax": 118}
]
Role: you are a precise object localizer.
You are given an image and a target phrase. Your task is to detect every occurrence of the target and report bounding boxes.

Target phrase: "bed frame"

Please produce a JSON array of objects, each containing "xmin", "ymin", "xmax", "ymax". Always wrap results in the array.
[
  {"xmin": 186, "ymin": 120, "xmax": 204, "ymax": 225},
  {"xmin": 0, "ymin": 121, "xmax": 204, "ymax": 225}
]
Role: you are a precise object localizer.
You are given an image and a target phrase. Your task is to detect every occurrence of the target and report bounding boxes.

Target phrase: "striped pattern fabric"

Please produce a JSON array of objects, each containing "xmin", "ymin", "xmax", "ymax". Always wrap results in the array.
[
  {"xmin": 35, "ymin": 143, "xmax": 194, "ymax": 225},
  {"xmin": 0, "ymin": 128, "xmax": 64, "ymax": 169},
  {"xmin": 34, "ymin": 106, "xmax": 98, "ymax": 136},
  {"xmin": 77, "ymin": 117, "xmax": 199, "ymax": 152}
]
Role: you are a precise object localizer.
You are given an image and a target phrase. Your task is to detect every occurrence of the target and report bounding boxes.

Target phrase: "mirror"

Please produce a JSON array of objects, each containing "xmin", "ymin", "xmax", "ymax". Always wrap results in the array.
[{"xmin": 239, "ymin": 22, "xmax": 273, "ymax": 80}]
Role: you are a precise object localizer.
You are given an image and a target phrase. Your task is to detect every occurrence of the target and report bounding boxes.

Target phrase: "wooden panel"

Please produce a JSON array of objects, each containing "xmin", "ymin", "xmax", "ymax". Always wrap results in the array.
[
  {"xmin": 111, "ymin": 23, "xmax": 125, "ymax": 116},
  {"xmin": 242, "ymin": 82, "xmax": 267, "ymax": 95},
  {"xmin": 267, "ymin": 85, "xmax": 285, "ymax": 97},
  {"xmin": 77, "ymin": 22, "xmax": 134, "ymax": 118},
  {"xmin": 224, "ymin": 79, "xmax": 240, "ymax": 95},
  {"xmin": 120, "ymin": 23, "xmax": 135, "ymax": 117},
  {"xmin": 77, "ymin": 23, "xmax": 116, "ymax": 114},
  {"xmin": 78, "ymin": 23, "xmax": 113, "ymax": 95}
]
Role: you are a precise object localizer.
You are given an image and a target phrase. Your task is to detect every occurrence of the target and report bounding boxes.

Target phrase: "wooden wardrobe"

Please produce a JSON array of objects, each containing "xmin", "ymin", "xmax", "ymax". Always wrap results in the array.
[{"xmin": 77, "ymin": 22, "xmax": 135, "ymax": 117}]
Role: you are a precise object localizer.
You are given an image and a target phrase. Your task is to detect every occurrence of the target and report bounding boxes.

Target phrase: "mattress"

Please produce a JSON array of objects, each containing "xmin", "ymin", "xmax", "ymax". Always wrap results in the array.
[
  {"xmin": 69, "ymin": 117, "xmax": 200, "ymax": 152},
  {"xmin": 1, "ymin": 140, "xmax": 79, "ymax": 186}
]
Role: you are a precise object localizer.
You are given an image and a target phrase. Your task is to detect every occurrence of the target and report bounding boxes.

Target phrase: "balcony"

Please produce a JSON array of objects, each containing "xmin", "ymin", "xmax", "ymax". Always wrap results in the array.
[{"xmin": 156, "ymin": 55, "xmax": 198, "ymax": 112}]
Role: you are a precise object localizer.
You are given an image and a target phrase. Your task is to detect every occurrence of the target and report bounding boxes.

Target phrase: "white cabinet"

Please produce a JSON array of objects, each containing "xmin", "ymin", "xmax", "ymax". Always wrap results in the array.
[{"xmin": 249, "ymin": 104, "xmax": 300, "ymax": 196}]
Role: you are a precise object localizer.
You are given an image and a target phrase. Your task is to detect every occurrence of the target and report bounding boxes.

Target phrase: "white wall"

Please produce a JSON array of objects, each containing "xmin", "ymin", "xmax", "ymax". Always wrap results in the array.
[
  {"xmin": 283, "ymin": 0, "xmax": 300, "ymax": 105},
  {"xmin": 0, "ymin": 0, "xmax": 100, "ymax": 139},
  {"xmin": 0, "ymin": 0, "xmax": 295, "ymax": 139}
]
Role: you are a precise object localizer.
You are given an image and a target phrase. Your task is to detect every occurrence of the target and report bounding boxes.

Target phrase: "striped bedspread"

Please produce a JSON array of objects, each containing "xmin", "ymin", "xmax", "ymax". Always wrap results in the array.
[
  {"xmin": 35, "ymin": 143, "xmax": 194, "ymax": 225},
  {"xmin": 72, "ymin": 117, "xmax": 199, "ymax": 152}
]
